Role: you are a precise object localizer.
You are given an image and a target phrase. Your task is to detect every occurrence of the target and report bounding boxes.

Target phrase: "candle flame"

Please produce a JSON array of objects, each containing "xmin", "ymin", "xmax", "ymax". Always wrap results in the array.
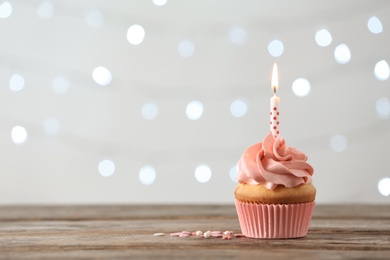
[{"xmin": 272, "ymin": 62, "xmax": 278, "ymax": 93}]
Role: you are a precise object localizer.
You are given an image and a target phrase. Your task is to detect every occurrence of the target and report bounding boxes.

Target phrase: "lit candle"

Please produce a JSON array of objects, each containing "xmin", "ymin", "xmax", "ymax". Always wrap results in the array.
[{"xmin": 270, "ymin": 63, "xmax": 280, "ymax": 138}]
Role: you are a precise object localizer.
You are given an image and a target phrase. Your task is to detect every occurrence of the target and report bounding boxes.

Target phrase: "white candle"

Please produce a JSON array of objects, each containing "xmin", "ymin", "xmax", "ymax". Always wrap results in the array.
[{"xmin": 270, "ymin": 63, "xmax": 280, "ymax": 138}]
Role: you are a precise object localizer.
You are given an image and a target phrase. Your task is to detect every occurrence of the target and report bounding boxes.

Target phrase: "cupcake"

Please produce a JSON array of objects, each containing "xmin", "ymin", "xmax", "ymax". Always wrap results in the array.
[{"xmin": 234, "ymin": 132, "xmax": 315, "ymax": 239}]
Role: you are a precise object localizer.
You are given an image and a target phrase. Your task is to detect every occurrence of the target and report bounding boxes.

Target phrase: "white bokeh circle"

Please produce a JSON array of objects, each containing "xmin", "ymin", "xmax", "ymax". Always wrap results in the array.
[
  {"xmin": 268, "ymin": 40, "xmax": 284, "ymax": 57},
  {"xmin": 195, "ymin": 165, "xmax": 212, "ymax": 183},
  {"xmin": 334, "ymin": 44, "xmax": 351, "ymax": 64},
  {"xmin": 127, "ymin": 24, "xmax": 145, "ymax": 45},
  {"xmin": 374, "ymin": 60, "xmax": 389, "ymax": 81},
  {"xmin": 186, "ymin": 100, "xmax": 203, "ymax": 120},
  {"xmin": 11, "ymin": 126, "xmax": 28, "ymax": 145},
  {"xmin": 139, "ymin": 165, "xmax": 156, "ymax": 185},
  {"xmin": 98, "ymin": 159, "xmax": 115, "ymax": 177},
  {"xmin": 92, "ymin": 66, "xmax": 112, "ymax": 86},
  {"xmin": 315, "ymin": 29, "xmax": 332, "ymax": 47},
  {"xmin": 292, "ymin": 78, "xmax": 311, "ymax": 97},
  {"xmin": 330, "ymin": 134, "xmax": 348, "ymax": 152}
]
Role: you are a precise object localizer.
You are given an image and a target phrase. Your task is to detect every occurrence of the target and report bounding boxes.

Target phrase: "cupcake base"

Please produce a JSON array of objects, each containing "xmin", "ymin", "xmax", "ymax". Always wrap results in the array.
[{"xmin": 235, "ymin": 200, "xmax": 315, "ymax": 239}]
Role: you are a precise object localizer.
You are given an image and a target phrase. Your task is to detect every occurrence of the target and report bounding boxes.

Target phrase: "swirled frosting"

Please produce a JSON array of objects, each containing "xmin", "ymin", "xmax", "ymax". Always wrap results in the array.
[{"xmin": 237, "ymin": 132, "xmax": 314, "ymax": 190}]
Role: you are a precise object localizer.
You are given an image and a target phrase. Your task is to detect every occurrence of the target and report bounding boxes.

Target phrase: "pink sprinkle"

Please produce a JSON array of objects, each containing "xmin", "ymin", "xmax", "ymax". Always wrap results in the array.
[
  {"xmin": 191, "ymin": 232, "xmax": 197, "ymax": 236},
  {"xmin": 222, "ymin": 234, "xmax": 232, "ymax": 240},
  {"xmin": 211, "ymin": 231, "xmax": 222, "ymax": 234},
  {"xmin": 179, "ymin": 233, "xmax": 190, "ymax": 238},
  {"xmin": 234, "ymin": 234, "xmax": 246, "ymax": 238},
  {"xmin": 170, "ymin": 232, "xmax": 181, "ymax": 237},
  {"xmin": 181, "ymin": 231, "xmax": 191, "ymax": 234},
  {"xmin": 211, "ymin": 233, "xmax": 222, "ymax": 238}
]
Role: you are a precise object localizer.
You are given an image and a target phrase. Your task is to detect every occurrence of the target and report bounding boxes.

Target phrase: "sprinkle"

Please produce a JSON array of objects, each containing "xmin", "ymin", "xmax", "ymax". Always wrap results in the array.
[
  {"xmin": 169, "ymin": 229, "xmax": 241, "ymax": 240},
  {"xmin": 195, "ymin": 231, "xmax": 203, "ymax": 237},
  {"xmin": 222, "ymin": 234, "xmax": 233, "ymax": 240},
  {"xmin": 154, "ymin": 233, "xmax": 164, "ymax": 237}
]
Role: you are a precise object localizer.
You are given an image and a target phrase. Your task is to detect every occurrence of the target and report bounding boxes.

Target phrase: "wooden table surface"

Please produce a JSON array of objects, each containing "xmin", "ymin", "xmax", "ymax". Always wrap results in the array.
[{"xmin": 0, "ymin": 204, "xmax": 389, "ymax": 259}]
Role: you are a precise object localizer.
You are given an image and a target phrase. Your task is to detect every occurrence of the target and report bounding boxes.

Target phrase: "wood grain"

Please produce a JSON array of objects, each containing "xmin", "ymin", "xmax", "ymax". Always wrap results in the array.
[{"xmin": 0, "ymin": 204, "xmax": 389, "ymax": 259}]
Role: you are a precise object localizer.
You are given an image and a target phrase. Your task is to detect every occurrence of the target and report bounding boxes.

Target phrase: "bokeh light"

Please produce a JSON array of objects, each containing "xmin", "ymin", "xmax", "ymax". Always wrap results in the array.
[
  {"xmin": 141, "ymin": 103, "xmax": 159, "ymax": 120},
  {"xmin": 194, "ymin": 165, "xmax": 212, "ymax": 183},
  {"xmin": 0, "ymin": 1, "xmax": 12, "ymax": 19},
  {"xmin": 52, "ymin": 76, "xmax": 70, "ymax": 95},
  {"xmin": 153, "ymin": 0, "xmax": 167, "ymax": 7},
  {"xmin": 177, "ymin": 40, "xmax": 195, "ymax": 58},
  {"xmin": 43, "ymin": 117, "xmax": 61, "ymax": 136},
  {"xmin": 229, "ymin": 166, "xmax": 238, "ymax": 183},
  {"xmin": 139, "ymin": 165, "xmax": 156, "ymax": 185},
  {"xmin": 92, "ymin": 67, "xmax": 112, "ymax": 86},
  {"xmin": 268, "ymin": 40, "xmax": 284, "ymax": 57},
  {"xmin": 330, "ymin": 134, "xmax": 348, "ymax": 152},
  {"xmin": 374, "ymin": 60, "xmax": 389, "ymax": 81},
  {"xmin": 9, "ymin": 74, "xmax": 25, "ymax": 92},
  {"xmin": 368, "ymin": 16, "xmax": 383, "ymax": 34},
  {"xmin": 334, "ymin": 44, "xmax": 351, "ymax": 64},
  {"xmin": 376, "ymin": 97, "xmax": 390, "ymax": 119},
  {"xmin": 315, "ymin": 29, "xmax": 332, "ymax": 47},
  {"xmin": 98, "ymin": 159, "xmax": 115, "ymax": 177},
  {"xmin": 378, "ymin": 177, "xmax": 390, "ymax": 196},
  {"xmin": 228, "ymin": 26, "xmax": 247, "ymax": 45},
  {"xmin": 230, "ymin": 99, "xmax": 248, "ymax": 117},
  {"xmin": 127, "ymin": 24, "xmax": 145, "ymax": 45},
  {"xmin": 11, "ymin": 126, "xmax": 28, "ymax": 145},
  {"xmin": 37, "ymin": 1, "xmax": 54, "ymax": 19},
  {"xmin": 186, "ymin": 100, "xmax": 203, "ymax": 120},
  {"xmin": 85, "ymin": 11, "xmax": 104, "ymax": 28},
  {"xmin": 292, "ymin": 78, "xmax": 311, "ymax": 97}
]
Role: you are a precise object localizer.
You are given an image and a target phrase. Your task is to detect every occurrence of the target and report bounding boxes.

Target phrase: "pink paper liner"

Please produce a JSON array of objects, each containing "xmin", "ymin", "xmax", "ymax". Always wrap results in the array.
[{"xmin": 235, "ymin": 200, "xmax": 315, "ymax": 239}]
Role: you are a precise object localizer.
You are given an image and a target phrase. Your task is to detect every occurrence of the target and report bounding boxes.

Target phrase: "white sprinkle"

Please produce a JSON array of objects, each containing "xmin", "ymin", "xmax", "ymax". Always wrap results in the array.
[
  {"xmin": 204, "ymin": 231, "xmax": 211, "ymax": 239},
  {"xmin": 196, "ymin": 231, "xmax": 203, "ymax": 237},
  {"xmin": 154, "ymin": 233, "xmax": 164, "ymax": 237}
]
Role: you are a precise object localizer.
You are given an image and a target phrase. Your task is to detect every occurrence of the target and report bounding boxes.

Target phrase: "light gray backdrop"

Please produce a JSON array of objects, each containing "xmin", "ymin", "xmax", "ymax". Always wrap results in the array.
[{"xmin": 0, "ymin": 0, "xmax": 389, "ymax": 204}]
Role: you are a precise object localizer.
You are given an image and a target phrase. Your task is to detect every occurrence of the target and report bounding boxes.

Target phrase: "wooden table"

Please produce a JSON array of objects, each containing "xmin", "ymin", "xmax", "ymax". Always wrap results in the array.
[{"xmin": 0, "ymin": 204, "xmax": 389, "ymax": 259}]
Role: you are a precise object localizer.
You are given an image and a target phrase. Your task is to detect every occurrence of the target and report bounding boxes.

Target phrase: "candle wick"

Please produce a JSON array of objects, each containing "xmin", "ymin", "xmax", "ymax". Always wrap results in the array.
[{"xmin": 273, "ymin": 86, "xmax": 277, "ymax": 95}]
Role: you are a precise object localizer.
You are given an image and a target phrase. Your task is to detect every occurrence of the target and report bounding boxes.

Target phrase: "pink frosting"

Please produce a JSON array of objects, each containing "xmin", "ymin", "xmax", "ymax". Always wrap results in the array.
[{"xmin": 237, "ymin": 132, "xmax": 314, "ymax": 190}]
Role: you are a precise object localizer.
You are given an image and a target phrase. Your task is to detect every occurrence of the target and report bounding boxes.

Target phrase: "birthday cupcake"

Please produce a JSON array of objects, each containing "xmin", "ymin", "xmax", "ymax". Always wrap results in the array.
[{"xmin": 234, "ymin": 63, "xmax": 315, "ymax": 239}]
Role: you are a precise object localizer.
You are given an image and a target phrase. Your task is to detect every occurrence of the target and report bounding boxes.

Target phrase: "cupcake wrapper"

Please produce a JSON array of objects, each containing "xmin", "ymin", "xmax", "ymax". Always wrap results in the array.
[{"xmin": 235, "ymin": 200, "xmax": 315, "ymax": 239}]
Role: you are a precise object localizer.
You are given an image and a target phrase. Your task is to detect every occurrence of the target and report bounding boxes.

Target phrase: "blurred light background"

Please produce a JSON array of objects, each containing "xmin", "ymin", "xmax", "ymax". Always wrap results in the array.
[{"xmin": 0, "ymin": 0, "xmax": 389, "ymax": 204}]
